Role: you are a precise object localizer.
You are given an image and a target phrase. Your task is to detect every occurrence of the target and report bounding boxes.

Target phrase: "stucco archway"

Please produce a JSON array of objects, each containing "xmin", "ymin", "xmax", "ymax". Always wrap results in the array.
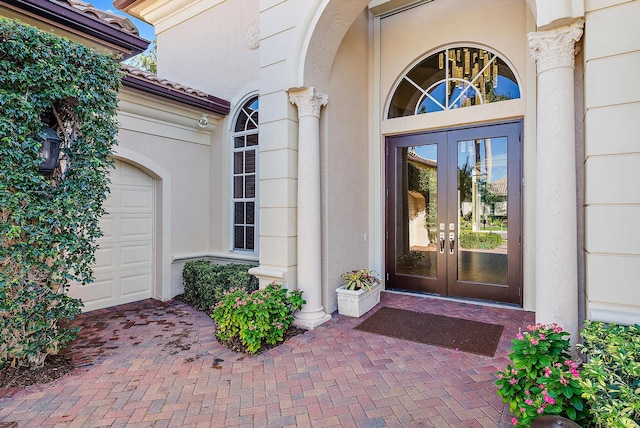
[
  {"xmin": 299, "ymin": 0, "xmax": 370, "ymax": 90},
  {"xmin": 113, "ymin": 147, "xmax": 173, "ymax": 305}
]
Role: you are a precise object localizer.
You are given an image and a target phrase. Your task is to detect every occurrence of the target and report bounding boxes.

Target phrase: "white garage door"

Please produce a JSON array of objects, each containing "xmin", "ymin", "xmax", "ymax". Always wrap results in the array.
[{"xmin": 69, "ymin": 160, "xmax": 155, "ymax": 311}]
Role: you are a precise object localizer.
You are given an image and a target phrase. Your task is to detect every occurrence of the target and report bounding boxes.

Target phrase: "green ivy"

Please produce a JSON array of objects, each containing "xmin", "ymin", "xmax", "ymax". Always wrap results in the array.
[{"xmin": 0, "ymin": 18, "xmax": 121, "ymax": 368}]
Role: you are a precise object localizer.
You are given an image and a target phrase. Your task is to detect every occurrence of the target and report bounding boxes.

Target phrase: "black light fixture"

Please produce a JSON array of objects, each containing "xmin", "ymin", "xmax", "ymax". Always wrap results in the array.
[{"xmin": 38, "ymin": 117, "xmax": 62, "ymax": 176}]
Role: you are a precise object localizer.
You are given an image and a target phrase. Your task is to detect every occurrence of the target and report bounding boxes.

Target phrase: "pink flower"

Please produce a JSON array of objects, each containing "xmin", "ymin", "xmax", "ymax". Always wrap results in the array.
[
  {"xmin": 525, "ymin": 399, "xmax": 533, "ymax": 406},
  {"xmin": 512, "ymin": 417, "xmax": 518, "ymax": 426},
  {"xmin": 524, "ymin": 390, "xmax": 530, "ymax": 395},
  {"xmin": 509, "ymin": 378, "xmax": 518, "ymax": 385},
  {"xmin": 538, "ymin": 334, "xmax": 546, "ymax": 340},
  {"xmin": 544, "ymin": 396, "xmax": 555, "ymax": 405},
  {"xmin": 516, "ymin": 333, "xmax": 524, "ymax": 340},
  {"xmin": 537, "ymin": 407, "xmax": 545, "ymax": 414},
  {"xmin": 497, "ymin": 374, "xmax": 504, "ymax": 379},
  {"xmin": 544, "ymin": 367, "xmax": 552, "ymax": 378},
  {"xmin": 530, "ymin": 338, "xmax": 539, "ymax": 345}
]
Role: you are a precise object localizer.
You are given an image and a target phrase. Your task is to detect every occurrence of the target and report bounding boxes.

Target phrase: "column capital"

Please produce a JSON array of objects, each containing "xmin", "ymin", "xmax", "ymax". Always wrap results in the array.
[
  {"xmin": 289, "ymin": 87, "xmax": 328, "ymax": 119},
  {"xmin": 528, "ymin": 19, "xmax": 584, "ymax": 74}
]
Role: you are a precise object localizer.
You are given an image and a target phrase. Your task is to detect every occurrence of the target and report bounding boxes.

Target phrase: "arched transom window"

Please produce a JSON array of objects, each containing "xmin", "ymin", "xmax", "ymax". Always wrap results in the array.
[
  {"xmin": 388, "ymin": 46, "xmax": 520, "ymax": 118},
  {"xmin": 232, "ymin": 95, "xmax": 258, "ymax": 252}
]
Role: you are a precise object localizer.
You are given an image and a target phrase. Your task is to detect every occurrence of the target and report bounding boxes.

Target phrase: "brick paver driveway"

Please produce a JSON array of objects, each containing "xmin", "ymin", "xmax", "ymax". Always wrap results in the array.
[{"xmin": 0, "ymin": 292, "xmax": 534, "ymax": 427}]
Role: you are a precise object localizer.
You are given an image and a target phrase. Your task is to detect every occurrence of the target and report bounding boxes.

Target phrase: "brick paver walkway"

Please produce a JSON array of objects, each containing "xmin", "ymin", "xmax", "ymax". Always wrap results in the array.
[{"xmin": 0, "ymin": 291, "xmax": 534, "ymax": 427}]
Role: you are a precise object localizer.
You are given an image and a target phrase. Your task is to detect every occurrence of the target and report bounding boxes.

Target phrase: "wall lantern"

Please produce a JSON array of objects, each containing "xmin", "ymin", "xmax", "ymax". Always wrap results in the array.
[{"xmin": 38, "ymin": 119, "xmax": 62, "ymax": 176}]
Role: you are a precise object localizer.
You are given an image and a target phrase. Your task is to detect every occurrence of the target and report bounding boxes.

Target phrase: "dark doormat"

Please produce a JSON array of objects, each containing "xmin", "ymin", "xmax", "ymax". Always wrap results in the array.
[{"xmin": 354, "ymin": 306, "xmax": 504, "ymax": 357}]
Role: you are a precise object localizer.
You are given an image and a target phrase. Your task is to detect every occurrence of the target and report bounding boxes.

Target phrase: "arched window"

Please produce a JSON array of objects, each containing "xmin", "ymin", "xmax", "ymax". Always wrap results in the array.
[
  {"xmin": 232, "ymin": 95, "xmax": 258, "ymax": 251},
  {"xmin": 388, "ymin": 46, "xmax": 520, "ymax": 118}
]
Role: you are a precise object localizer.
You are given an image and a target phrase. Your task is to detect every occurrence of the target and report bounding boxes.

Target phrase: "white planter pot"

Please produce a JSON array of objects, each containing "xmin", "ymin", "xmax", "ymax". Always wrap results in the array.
[{"xmin": 336, "ymin": 282, "xmax": 382, "ymax": 317}]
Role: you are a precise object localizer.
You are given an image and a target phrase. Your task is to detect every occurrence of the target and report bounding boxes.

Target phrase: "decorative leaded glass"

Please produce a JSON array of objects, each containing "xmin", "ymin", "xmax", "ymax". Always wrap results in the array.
[{"xmin": 388, "ymin": 47, "xmax": 520, "ymax": 118}]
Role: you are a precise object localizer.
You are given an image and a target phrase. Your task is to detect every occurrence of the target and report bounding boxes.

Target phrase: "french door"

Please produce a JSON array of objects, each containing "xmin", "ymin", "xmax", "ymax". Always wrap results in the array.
[{"xmin": 385, "ymin": 121, "xmax": 522, "ymax": 305}]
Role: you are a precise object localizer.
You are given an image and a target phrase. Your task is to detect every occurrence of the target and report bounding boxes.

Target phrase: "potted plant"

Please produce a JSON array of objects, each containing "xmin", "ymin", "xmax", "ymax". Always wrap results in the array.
[{"xmin": 336, "ymin": 268, "xmax": 382, "ymax": 317}]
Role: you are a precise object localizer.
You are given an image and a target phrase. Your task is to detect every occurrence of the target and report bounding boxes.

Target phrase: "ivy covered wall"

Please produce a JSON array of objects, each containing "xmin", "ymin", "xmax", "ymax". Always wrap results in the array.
[{"xmin": 0, "ymin": 17, "xmax": 121, "ymax": 367}]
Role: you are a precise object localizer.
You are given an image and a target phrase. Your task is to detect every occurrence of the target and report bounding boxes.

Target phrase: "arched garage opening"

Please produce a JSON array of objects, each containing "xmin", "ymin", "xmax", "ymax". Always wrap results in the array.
[{"xmin": 68, "ymin": 150, "xmax": 171, "ymax": 312}]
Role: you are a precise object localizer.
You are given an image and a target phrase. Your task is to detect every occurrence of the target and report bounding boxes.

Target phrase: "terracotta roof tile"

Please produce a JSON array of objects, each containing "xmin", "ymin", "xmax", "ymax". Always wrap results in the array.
[
  {"xmin": 120, "ymin": 64, "xmax": 230, "ymax": 116},
  {"xmin": 52, "ymin": 0, "xmax": 139, "ymax": 35}
]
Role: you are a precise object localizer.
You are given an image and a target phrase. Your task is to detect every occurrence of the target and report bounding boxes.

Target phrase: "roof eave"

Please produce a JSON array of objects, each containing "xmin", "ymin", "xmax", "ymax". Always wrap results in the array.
[
  {"xmin": 1, "ymin": 0, "xmax": 149, "ymax": 58},
  {"xmin": 121, "ymin": 74, "xmax": 230, "ymax": 116}
]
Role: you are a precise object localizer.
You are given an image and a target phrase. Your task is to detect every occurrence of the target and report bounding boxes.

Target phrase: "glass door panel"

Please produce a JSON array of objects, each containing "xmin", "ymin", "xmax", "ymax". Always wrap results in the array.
[
  {"xmin": 395, "ymin": 144, "xmax": 438, "ymax": 278},
  {"xmin": 387, "ymin": 132, "xmax": 447, "ymax": 295},
  {"xmin": 456, "ymin": 138, "xmax": 508, "ymax": 285},
  {"xmin": 386, "ymin": 122, "xmax": 522, "ymax": 305}
]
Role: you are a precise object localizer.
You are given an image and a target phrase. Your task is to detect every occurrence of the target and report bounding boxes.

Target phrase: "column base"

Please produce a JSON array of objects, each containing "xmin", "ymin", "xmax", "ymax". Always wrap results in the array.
[
  {"xmin": 294, "ymin": 310, "xmax": 331, "ymax": 330},
  {"xmin": 248, "ymin": 265, "xmax": 287, "ymax": 288}
]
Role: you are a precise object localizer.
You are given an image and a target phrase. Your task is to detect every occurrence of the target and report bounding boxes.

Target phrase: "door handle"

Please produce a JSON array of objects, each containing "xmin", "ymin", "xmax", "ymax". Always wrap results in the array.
[
  {"xmin": 449, "ymin": 232, "xmax": 455, "ymax": 254},
  {"xmin": 439, "ymin": 232, "xmax": 445, "ymax": 254}
]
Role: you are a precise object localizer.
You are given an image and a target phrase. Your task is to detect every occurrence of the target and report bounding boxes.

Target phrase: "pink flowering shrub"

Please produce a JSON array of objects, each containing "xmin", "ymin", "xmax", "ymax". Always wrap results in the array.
[
  {"xmin": 211, "ymin": 282, "xmax": 305, "ymax": 354},
  {"xmin": 496, "ymin": 323, "xmax": 588, "ymax": 427}
]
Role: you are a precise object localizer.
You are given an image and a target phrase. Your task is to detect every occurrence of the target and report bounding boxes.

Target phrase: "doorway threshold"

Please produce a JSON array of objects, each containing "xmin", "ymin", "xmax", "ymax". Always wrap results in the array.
[{"xmin": 383, "ymin": 288, "xmax": 525, "ymax": 311}]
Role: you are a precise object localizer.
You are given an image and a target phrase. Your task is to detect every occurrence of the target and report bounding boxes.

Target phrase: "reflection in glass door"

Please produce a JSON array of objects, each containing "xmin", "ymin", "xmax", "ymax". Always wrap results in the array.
[
  {"xmin": 455, "ymin": 137, "xmax": 508, "ymax": 285},
  {"xmin": 386, "ymin": 122, "xmax": 522, "ymax": 305}
]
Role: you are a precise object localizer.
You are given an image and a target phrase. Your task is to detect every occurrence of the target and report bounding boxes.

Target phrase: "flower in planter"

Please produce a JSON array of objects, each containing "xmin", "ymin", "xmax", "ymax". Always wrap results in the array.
[
  {"xmin": 340, "ymin": 268, "xmax": 381, "ymax": 291},
  {"xmin": 495, "ymin": 323, "xmax": 588, "ymax": 427}
]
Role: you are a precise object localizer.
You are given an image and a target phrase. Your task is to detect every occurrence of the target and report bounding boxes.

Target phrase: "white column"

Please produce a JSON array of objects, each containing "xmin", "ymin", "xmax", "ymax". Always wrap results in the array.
[
  {"xmin": 528, "ymin": 20, "xmax": 583, "ymax": 346},
  {"xmin": 289, "ymin": 87, "xmax": 331, "ymax": 329}
]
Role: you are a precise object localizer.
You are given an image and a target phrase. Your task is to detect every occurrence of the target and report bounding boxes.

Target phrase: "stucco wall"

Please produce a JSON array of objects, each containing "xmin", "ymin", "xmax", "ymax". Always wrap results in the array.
[
  {"xmin": 155, "ymin": 0, "xmax": 259, "ymax": 102},
  {"xmin": 117, "ymin": 89, "xmax": 217, "ymax": 297},
  {"xmin": 583, "ymin": 0, "xmax": 640, "ymax": 325},
  {"xmin": 323, "ymin": 10, "xmax": 371, "ymax": 314},
  {"xmin": 152, "ymin": 0, "xmax": 261, "ymax": 261}
]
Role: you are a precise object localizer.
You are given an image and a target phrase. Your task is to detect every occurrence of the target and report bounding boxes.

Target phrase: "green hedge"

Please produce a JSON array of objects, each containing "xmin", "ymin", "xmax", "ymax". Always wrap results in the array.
[
  {"xmin": 578, "ymin": 321, "xmax": 640, "ymax": 426},
  {"xmin": 182, "ymin": 261, "xmax": 259, "ymax": 311},
  {"xmin": 459, "ymin": 231, "xmax": 503, "ymax": 250}
]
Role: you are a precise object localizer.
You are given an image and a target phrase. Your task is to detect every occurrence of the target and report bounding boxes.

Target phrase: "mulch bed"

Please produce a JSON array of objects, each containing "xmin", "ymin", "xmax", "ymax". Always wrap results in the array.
[
  {"xmin": 0, "ymin": 355, "xmax": 74, "ymax": 389},
  {"xmin": 216, "ymin": 325, "xmax": 307, "ymax": 355}
]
